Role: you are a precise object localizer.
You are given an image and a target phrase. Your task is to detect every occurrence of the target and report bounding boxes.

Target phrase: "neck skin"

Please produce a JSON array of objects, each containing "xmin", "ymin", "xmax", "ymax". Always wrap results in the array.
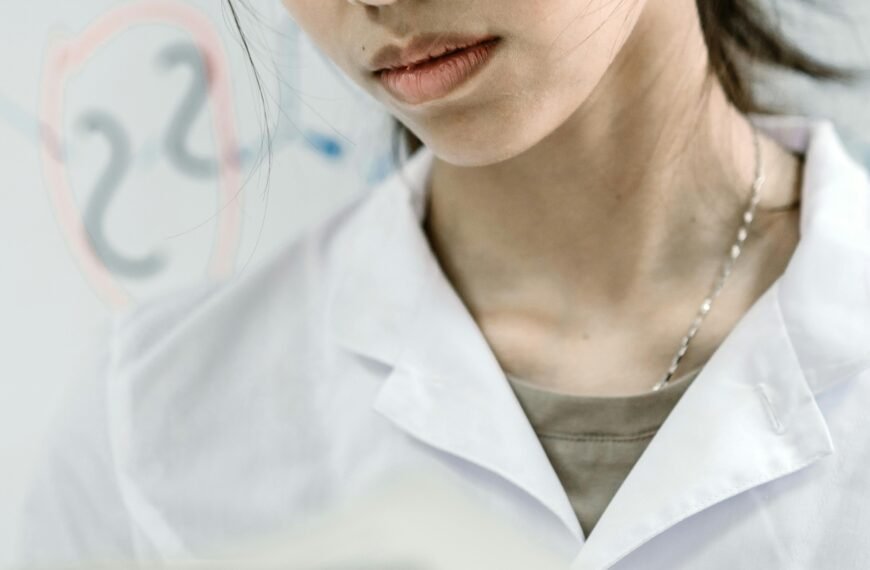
[{"xmin": 422, "ymin": 0, "xmax": 805, "ymax": 395}]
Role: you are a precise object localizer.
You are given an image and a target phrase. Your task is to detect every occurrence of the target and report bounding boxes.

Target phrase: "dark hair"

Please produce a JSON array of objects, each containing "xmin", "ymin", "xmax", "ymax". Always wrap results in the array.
[{"xmin": 225, "ymin": 0, "xmax": 863, "ymax": 173}]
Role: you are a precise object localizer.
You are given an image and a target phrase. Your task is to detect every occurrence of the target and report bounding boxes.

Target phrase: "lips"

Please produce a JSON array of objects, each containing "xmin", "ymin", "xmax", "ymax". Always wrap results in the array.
[
  {"xmin": 374, "ymin": 37, "xmax": 501, "ymax": 105},
  {"xmin": 369, "ymin": 33, "xmax": 500, "ymax": 73}
]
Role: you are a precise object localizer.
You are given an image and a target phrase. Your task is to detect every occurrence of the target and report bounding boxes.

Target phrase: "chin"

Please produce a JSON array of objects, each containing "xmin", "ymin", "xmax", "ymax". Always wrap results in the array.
[
  {"xmin": 429, "ymin": 143, "xmax": 516, "ymax": 167},
  {"xmin": 419, "ymin": 122, "xmax": 547, "ymax": 168},
  {"xmin": 429, "ymin": 99, "xmax": 577, "ymax": 167}
]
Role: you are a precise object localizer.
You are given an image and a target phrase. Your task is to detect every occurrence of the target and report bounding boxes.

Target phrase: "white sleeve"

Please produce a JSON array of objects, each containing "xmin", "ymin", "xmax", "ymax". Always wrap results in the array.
[{"xmin": 10, "ymin": 314, "xmax": 141, "ymax": 569}]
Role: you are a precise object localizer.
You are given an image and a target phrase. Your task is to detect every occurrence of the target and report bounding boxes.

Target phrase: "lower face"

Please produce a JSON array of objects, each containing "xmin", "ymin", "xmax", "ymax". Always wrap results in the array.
[{"xmin": 281, "ymin": 0, "xmax": 647, "ymax": 165}]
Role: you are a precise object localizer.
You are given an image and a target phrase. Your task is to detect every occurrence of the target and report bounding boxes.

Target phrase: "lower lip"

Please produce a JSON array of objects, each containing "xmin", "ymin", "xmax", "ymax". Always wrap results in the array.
[{"xmin": 376, "ymin": 38, "xmax": 501, "ymax": 105}]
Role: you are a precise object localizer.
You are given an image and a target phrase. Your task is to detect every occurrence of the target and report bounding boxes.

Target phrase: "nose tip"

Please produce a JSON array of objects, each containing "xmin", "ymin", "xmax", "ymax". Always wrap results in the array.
[{"xmin": 348, "ymin": 0, "xmax": 398, "ymax": 5}]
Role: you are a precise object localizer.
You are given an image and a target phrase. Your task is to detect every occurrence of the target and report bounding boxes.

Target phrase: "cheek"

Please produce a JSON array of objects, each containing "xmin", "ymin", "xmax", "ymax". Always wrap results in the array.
[
  {"xmin": 280, "ymin": 2, "xmax": 340, "ymax": 55},
  {"xmin": 521, "ymin": 0, "xmax": 642, "ymax": 87},
  {"xmin": 281, "ymin": 2, "xmax": 369, "ymax": 84}
]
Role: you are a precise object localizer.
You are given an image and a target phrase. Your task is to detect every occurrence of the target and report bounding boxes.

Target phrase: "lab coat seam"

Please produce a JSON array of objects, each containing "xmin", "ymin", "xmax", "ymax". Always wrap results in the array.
[
  {"xmin": 105, "ymin": 314, "xmax": 189, "ymax": 562},
  {"xmin": 104, "ymin": 313, "xmax": 151, "ymax": 563}
]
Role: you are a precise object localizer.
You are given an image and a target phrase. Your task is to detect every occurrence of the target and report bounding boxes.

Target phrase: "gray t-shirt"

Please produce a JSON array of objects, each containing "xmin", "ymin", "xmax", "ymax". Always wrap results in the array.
[{"xmin": 506, "ymin": 365, "xmax": 703, "ymax": 538}]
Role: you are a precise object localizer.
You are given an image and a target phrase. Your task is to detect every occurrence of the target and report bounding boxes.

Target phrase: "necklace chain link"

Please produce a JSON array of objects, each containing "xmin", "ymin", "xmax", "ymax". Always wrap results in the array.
[{"xmin": 651, "ymin": 123, "xmax": 766, "ymax": 392}]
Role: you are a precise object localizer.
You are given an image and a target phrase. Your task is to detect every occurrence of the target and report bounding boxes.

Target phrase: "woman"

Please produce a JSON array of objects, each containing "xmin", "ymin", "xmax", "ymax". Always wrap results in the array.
[{"xmin": 13, "ymin": 0, "xmax": 870, "ymax": 568}]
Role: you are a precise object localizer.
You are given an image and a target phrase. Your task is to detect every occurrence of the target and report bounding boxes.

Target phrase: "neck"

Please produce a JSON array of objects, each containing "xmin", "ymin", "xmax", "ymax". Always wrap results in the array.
[
  {"xmin": 424, "ymin": 0, "xmax": 802, "ymax": 395},
  {"xmin": 421, "ymin": 0, "xmax": 804, "ymax": 392}
]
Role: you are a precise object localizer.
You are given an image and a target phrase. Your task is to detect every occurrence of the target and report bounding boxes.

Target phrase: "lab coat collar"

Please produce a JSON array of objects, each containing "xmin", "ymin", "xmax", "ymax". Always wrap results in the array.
[
  {"xmin": 328, "ymin": 134, "xmax": 587, "ymax": 540},
  {"xmin": 572, "ymin": 114, "xmax": 870, "ymax": 568},
  {"xmin": 327, "ymin": 114, "xmax": 870, "ymax": 566}
]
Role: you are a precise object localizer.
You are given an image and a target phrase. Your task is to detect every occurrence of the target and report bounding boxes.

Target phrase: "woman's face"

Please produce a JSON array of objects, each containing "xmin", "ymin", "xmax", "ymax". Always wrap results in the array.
[{"xmin": 281, "ymin": 0, "xmax": 648, "ymax": 165}]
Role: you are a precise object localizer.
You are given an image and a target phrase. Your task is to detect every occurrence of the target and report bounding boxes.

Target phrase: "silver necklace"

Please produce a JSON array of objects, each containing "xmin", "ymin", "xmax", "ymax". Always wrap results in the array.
[{"xmin": 651, "ymin": 123, "xmax": 766, "ymax": 392}]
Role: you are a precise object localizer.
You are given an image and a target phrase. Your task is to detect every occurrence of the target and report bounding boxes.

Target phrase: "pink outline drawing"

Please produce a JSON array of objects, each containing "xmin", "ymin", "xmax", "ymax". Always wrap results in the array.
[{"xmin": 39, "ymin": 0, "xmax": 243, "ymax": 310}]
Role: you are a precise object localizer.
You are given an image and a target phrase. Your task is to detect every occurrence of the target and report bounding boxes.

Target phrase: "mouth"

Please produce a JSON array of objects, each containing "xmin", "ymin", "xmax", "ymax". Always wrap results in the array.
[
  {"xmin": 371, "ymin": 34, "xmax": 501, "ymax": 73},
  {"xmin": 372, "ymin": 36, "xmax": 502, "ymax": 105}
]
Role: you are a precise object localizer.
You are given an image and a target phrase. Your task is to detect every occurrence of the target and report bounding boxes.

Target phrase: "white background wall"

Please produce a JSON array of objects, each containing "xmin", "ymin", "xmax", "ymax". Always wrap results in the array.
[{"xmin": 0, "ymin": 1, "xmax": 868, "ymax": 567}]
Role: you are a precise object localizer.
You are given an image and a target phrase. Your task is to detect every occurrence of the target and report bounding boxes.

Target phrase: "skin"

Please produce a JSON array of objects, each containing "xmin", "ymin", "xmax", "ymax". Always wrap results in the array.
[{"xmin": 282, "ymin": 0, "xmax": 804, "ymax": 396}]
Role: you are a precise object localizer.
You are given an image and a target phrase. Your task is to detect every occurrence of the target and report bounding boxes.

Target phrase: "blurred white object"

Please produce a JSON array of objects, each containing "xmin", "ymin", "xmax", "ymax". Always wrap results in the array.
[
  {"xmin": 197, "ymin": 464, "xmax": 568, "ymax": 569},
  {"xmin": 37, "ymin": 465, "xmax": 568, "ymax": 569}
]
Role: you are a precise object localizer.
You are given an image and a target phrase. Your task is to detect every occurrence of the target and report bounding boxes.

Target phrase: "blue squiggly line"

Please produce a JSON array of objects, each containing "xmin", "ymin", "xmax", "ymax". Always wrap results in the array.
[{"xmin": 78, "ymin": 109, "xmax": 167, "ymax": 278}]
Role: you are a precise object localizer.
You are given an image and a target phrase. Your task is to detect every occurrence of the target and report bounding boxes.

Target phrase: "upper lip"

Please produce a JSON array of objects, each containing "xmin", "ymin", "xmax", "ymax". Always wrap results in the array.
[{"xmin": 369, "ymin": 32, "xmax": 499, "ymax": 73}]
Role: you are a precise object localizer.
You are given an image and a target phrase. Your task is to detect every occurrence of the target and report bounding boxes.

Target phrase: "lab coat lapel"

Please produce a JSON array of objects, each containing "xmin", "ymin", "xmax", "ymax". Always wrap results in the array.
[
  {"xmin": 570, "ymin": 116, "xmax": 870, "ymax": 569},
  {"xmin": 569, "ymin": 282, "xmax": 835, "ymax": 569},
  {"xmin": 328, "ymin": 115, "xmax": 870, "ymax": 568},
  {"xmin": 328, "ymin": 147, "xmax": 585, "ymax": 543}
]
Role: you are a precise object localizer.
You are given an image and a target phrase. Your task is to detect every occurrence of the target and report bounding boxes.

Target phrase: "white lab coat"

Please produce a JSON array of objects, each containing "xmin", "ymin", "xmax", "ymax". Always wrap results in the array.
[{"xmin": 12, "ymin": 113, "xmax": 870, "ymax": 569}]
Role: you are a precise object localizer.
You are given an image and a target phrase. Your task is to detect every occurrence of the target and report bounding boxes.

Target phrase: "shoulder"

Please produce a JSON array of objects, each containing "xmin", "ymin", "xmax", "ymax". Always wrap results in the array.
[
  {"xmin": 12, "ymin": 187, "xmax": 394, "ymax": 563},
  {"xmin": 95, "ymin": 188, "xmax": 390, "ymax": 554},
  {"xmin": 108, "ymin": 185, "xmax": 386, "ymax": 428},
  {"xmin": 114, "ymin": 189, "xmax": 373, "ymax": 367}
]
